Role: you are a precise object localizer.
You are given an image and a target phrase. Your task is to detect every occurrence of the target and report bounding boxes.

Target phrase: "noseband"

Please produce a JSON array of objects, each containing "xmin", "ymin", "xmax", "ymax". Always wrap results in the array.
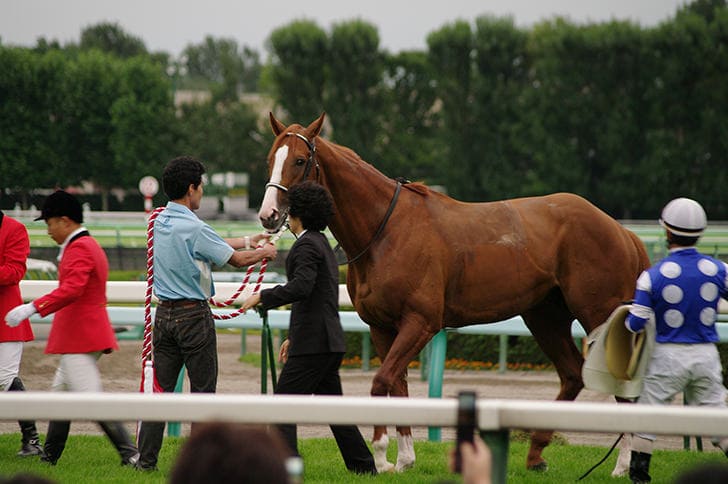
[{"xmin": 264, "ymin": 132, "xmax": 319, "ymax": 193}]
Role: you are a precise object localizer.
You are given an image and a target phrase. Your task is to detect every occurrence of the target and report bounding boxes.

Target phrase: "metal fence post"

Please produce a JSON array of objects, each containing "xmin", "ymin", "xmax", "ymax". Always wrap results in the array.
[{"xmin": 427, "ymin": 330, "xmax": 447, "ymax": 441}]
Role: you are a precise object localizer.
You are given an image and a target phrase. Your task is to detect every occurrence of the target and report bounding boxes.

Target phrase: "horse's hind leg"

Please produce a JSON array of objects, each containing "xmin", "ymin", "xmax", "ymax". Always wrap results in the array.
[{"xmin": 522, "ymin": 296, "xmax": 584, "ymax": 471}]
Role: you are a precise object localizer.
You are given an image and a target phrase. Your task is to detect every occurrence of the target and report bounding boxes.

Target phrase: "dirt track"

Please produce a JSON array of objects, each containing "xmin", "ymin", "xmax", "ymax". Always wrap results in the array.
[{"xmin": 0, "ymin": 330, "xmax": 703, "ymax": 452}]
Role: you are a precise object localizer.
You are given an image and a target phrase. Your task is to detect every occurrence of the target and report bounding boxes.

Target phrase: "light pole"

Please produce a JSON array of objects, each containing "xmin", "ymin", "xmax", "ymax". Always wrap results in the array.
[{"xmin": 166, "ymin": 54, "xmax": 188, "ymax": 105}]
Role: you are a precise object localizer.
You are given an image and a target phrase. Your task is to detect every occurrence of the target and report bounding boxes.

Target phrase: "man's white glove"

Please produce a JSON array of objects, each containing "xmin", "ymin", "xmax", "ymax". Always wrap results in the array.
[{"xmin": 5, "ymin": 302, "xmax": 37, "ymax": 327}]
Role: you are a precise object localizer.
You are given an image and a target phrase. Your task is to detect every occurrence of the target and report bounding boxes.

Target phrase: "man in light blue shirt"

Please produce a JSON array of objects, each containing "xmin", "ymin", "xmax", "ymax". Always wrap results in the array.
[{"xmin": 137, "ymin": 156, "xmax": 276, "ymax": 471}]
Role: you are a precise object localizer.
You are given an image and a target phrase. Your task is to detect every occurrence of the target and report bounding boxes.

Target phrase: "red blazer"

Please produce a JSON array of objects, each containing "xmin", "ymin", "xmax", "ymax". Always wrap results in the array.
[
  {"xmin": 34, "ymin": 232, "xmax": 118, "ymax": 354},
  {"xmin": 0, "ymin": 212, "xmax": 34, "ymax": 342}
]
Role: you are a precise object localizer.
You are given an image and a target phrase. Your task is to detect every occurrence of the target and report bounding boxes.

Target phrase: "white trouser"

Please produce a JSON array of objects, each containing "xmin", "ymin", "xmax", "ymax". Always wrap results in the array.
[
  {"xmin": 0, "ymin": 341, "xmax": 23, "ymax": 391},
  {"xmin": 636, "ymin": 343, "xmax": 726, "ymax": 445},
  {"xmin": 51, "ymin": 353, "xmax": 104, "ymax": 393}
]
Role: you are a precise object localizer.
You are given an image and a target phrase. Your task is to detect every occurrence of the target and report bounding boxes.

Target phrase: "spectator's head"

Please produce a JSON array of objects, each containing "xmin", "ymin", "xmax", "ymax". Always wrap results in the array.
[
  {"xmin": 659, "ymin": 197, "xmax": 706, "ymax": 247},
  {"xmin": 288, "ymin": 181, "xmax": 334, "ymax": 232},
  {"xmin": 674, "ymin": 462, "xmax": 728, "ymax": 484},
  {"xmin": 169, "ymin": 423, "xmax": 291, "ymax": 484},
  {"xmin": 163, "ymin": 156, "xmax": 206, "ymax": 201}
]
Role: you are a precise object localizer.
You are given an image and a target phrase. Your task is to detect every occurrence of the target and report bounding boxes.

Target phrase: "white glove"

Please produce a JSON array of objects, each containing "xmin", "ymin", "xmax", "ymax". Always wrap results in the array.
[{"xmin": 5, "ymin": 302, "xmax": 37, "ymax": 327}]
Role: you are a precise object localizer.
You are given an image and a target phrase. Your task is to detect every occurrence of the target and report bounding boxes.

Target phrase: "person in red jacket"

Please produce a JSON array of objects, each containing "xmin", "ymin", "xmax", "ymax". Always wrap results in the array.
[
  {"xmin": 0, "ymin": 210, "xmax": 43, "ymax": 457},
  {"xmin": 5, "ymin": 191, "xmax": 139, "ymax": 466}
]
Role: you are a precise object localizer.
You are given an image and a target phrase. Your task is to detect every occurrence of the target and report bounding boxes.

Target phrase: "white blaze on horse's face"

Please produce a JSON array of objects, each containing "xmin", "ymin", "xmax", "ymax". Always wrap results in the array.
[{"xmin": 258, "ymin": 144, "xmax": 289, "ymax": 227}]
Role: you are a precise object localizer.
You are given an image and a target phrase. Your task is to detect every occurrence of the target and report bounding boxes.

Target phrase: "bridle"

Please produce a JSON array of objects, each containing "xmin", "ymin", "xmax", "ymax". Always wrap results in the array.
[
  {"xmin": 263, "ymin": 132, "xmax": 319, "ymax": 233},
  {"xmin": 264, "ymin": 131, "xmax": 404, "ymax": 265},
  {"xmin": 264, "ymin": 132, "xmax": 319, "ymax": 194}
]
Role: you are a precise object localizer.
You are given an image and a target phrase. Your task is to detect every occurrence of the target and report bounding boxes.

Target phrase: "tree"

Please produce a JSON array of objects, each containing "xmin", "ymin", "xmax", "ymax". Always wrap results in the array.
[
  {"xmin": 267, "ymin": 20, "xmax": 328, "ymax": 121},
  {"xmin": 182, "ymin": 36, "xmax": 261, "ymax": 101},
  {"xmin": 376, "ymin": 50, "xmax": 443, "ymax": 183},
  {"xmin": 469, "ymin": 16, "xmax": 531, "ymax": 201},
  {"xmin": 427, "ymin": 21, "xmax": 477, "ymax": 200},
  {"xmin": 0, "ymin": 47, "xmax": 71, "ymax": 205},
  {"xmin": 110, "ymin": 57, "xmax": 177, "ymax": 191},
  {"xmin": 324, "ymin": 20, "xmax": 385, "ymax": 164},
  {"xmin": 522, "ymin": 19, "xmax": 649, "ymax": 216},
  {"xmin": 640, "ymin": 6, "xmax": 728, "ymax": 217},
  {"xmin": 80, "ymin": 22, "xmax": 147, "ymax": 58},
  {"xmin": 678, "ymin": 0, "xmax": 727, "ymax": 23},
  {"xmin": 58, "ymin": 51, "xmax": 121, "ymax": 206},
  {"xmin": 174, "ymin": 100, "xmax": 271, "ymax": 206}
]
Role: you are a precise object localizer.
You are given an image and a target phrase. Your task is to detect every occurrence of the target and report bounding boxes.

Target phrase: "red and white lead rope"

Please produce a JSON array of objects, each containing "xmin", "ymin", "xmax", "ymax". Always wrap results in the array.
[{"xmin": 141, "ymin": 207, "xmax": 165, "ymax": 365}]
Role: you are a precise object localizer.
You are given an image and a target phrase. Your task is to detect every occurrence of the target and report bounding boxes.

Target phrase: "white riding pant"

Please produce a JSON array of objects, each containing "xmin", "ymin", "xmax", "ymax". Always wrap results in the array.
[
  {"xmin": 51, "ymin": 353, "xmax": 104, "ymax": 393},
  {"xmin": 635, "ymin": 343, "xmax": 726, "ymax": 445},
  {"xmin": 0, "ymin": 341, "xmax": 23, "ymax": 391}
]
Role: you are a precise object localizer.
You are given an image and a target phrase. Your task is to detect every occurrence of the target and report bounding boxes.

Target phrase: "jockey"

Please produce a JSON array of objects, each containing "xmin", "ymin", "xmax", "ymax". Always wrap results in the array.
[{"xmin": 625, "ymin": 198, "xmax": 728, "ymax": 484}]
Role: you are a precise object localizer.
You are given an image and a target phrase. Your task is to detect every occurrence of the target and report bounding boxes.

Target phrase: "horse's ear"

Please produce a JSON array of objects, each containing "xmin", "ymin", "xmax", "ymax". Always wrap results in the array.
[
  {"xmin": 269, "ymin": 112, "xmax": 286, "ymax": 136},
  {"xmin": 306, "ymin": 112, "xmax": 326, "ymax": 138}
]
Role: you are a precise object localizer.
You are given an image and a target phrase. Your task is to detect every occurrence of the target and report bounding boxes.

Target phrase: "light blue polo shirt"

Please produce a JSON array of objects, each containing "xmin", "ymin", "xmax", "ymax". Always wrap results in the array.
[{"xmin": 153, "ymin": 202, "xmax": 234, "ymax": 301}]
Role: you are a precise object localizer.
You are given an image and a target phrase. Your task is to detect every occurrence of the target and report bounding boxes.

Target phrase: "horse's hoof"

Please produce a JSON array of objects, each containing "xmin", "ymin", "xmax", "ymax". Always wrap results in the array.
[
  {"xmin": 395, "ymin": 458, "xmax": 415, "ymax": 472},
  {"xmin": 376, "ymin": 461, "xmax": 395, "ymax": 473},
  {"xmin": 611, "ymin": 454, "xmax": 630, "ymax": 477},
  {"xmin": 527, "ymin": 461, "xmax": 548, "ymax": 472}
]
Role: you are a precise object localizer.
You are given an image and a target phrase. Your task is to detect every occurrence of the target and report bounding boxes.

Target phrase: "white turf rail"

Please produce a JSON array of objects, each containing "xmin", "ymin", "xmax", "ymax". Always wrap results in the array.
[{"xmin": 1, "ymin": 393, "xmax": 727, "ymax": 438}]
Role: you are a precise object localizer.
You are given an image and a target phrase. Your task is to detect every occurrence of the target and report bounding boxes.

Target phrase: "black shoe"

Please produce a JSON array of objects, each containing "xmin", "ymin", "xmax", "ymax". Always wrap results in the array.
[
  {"xmin": 629, "ymin": 451, "xmax": 652, "ymax": 483},
  {"xmin": 40, "ymin": 452, "xmax": 57, "ymax": 466},
  {"xmin": 134, "ymin": 461, "xmax": 158, "ymax": 472},
  {"xmin": 17, "ymin": 438, "xmax": 43, "ymax": 457}
]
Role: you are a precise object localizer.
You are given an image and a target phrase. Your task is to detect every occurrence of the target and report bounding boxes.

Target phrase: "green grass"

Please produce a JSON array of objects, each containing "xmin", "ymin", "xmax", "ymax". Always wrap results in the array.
[{"xmin": 0, "ymin": 433, "xmax": 725, "ymax": 483}]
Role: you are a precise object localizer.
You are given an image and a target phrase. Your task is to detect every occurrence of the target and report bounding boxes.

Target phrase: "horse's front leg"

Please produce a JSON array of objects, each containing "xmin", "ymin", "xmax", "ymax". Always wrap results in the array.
[
  {"xmin": 370, "ymin": 319, "xmax": 438, "ymax": 472},
  {"xmin": 369, "ymin": 326, "xmax": 397, "ymax": 473}
]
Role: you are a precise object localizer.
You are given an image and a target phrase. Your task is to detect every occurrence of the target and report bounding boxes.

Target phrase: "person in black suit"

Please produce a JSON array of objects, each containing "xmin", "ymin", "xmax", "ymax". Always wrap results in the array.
[{"xmin": 242, "ymin": 181, "xmax": 376, "ymax": 475}]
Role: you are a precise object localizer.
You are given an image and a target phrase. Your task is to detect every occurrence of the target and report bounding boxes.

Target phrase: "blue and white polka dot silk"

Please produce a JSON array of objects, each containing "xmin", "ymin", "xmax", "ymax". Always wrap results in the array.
[{"xmin": 627, "ymin": 247, "xmax": 728, "ymax": 343}]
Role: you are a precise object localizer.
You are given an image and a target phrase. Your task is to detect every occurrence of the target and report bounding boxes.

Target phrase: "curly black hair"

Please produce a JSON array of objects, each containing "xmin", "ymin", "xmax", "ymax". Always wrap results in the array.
[
  {"xmin": 288, "ymin": 181, "xmax": 335, "ymax": 232},
  {"xmin": 163, "ymin": 156, "xmax": 206, "ymax": 200}
]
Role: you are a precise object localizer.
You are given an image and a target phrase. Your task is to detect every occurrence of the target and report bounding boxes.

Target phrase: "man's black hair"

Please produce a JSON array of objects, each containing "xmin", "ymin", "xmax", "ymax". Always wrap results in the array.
[
  {"xmin": 163, "ymin": 156, "xmax": 206, "ymax": 200},
  {"xmin": 666, "ymin": 231, "xmax": 700, "ymax": 248},
  {"xmin": 288, "ymin": 181, "xmax": 334, "ymax": 232}
]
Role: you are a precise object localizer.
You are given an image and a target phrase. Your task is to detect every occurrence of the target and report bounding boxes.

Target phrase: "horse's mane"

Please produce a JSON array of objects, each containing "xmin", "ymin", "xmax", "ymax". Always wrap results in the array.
[
  {"xmin": 401, "ymin": 182, "xmax": 430, "ymax": 197},
  {"xmin": 322, "ymin": 138, "xmax": 432, "ymax": 198}
]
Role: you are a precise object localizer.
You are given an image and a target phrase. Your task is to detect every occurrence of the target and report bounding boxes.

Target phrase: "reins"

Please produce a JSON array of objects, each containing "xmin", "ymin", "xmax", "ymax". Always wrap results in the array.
[
  {"xmin": 575, "ymin": 433, "xmax": 623, "ymax": 481},
  {"xmin": 336, "ymin": 180, "xmax": 403, "ymax": 265}
]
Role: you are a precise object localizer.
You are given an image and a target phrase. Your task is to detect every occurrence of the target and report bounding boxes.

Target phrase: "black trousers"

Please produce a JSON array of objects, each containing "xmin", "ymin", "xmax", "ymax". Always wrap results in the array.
[
  {"xmin": 138, "ymin": 302, "xmax": 217, "ymax": 469},
  {"xmin": 275, "ymin": 352, "xmax": 376, "ymax": 474}
]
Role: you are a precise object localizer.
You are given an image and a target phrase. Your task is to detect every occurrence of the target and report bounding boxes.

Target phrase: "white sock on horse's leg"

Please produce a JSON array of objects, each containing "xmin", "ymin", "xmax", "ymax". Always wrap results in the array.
[
  {"xmin": 372, "ymin": 433, "xmax": 395, "ymax": 473},
  {"xmin": 611, "ymin": 433, "xmax": 631, "ymax": 477},
  {"xmin": 395, "ymin": 433, "xmax": 415, "ymax": 472}
]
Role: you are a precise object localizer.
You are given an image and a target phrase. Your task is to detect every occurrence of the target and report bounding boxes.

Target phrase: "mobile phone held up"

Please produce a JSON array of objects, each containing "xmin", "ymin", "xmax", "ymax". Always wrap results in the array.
[{"xmin": 454, "ymin": 390, "xmax": 477, "ymax": 473}]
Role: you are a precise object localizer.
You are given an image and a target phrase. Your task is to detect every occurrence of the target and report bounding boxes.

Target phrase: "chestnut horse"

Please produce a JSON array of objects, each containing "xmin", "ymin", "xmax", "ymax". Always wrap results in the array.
[{"xmin": 258, "ymin": 113, "xmax": 650, "ymax": 472}]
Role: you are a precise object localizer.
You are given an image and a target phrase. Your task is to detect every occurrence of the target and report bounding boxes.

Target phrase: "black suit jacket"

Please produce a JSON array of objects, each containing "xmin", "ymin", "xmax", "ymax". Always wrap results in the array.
[{"xmin": 260, "ymin": 230, "xmax": 346, "ymax": 356}]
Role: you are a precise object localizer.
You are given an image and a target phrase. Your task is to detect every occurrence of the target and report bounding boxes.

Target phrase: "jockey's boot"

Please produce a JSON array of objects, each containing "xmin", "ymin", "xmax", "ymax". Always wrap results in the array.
[
  {"xmin": 98, "ymin": 421, "xmax": 140, "ymax": 466},
  {"xmin": 629, "ymin": 451, "xmax": 652, "ymax": 484},
  {"xmin": 8, "ymin": 377, "xmax": 43, "ymax": 457}
]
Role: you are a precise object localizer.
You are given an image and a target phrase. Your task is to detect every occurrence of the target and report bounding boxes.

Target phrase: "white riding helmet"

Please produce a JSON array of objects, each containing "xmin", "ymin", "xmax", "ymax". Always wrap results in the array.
[{"xmin": 659, "ymin": 197, "xmax": 707, "ymax": 237}]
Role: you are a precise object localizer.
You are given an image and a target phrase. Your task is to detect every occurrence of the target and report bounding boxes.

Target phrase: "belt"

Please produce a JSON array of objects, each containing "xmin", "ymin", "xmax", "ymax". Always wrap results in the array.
[{"xmin": 157, "ymin": 299, "xmax": 205, "ymax": 309}]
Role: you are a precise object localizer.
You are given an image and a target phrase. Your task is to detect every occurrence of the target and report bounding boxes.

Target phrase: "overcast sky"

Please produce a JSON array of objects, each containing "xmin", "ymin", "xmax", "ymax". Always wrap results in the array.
[{"xmin": 2, "ymin": 0, "xmax": 688, "ymax": 56}]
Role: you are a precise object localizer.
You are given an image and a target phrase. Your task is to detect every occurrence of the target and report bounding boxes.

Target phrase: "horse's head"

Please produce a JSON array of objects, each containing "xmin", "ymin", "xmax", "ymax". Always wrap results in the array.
[{"xmin": 258, "ymin": 112, "xmax": 326, "ymax": 232}]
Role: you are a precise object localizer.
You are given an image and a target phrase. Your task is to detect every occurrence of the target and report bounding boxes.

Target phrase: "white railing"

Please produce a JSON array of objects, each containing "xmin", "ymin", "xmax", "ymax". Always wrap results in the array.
[
  {"xmin": 1, "ymin": 393, "xmax": 726, "ymax": 437},
  {"xmin": 18, "ymin": 280, "xmax": 728, "ymax": 317}
]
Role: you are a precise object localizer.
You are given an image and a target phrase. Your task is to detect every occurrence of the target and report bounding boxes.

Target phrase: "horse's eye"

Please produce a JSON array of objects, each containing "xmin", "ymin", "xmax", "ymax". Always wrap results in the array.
[{"xmin": 295, "ymin": 158, "xmax": 305, "ymax": 166}]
